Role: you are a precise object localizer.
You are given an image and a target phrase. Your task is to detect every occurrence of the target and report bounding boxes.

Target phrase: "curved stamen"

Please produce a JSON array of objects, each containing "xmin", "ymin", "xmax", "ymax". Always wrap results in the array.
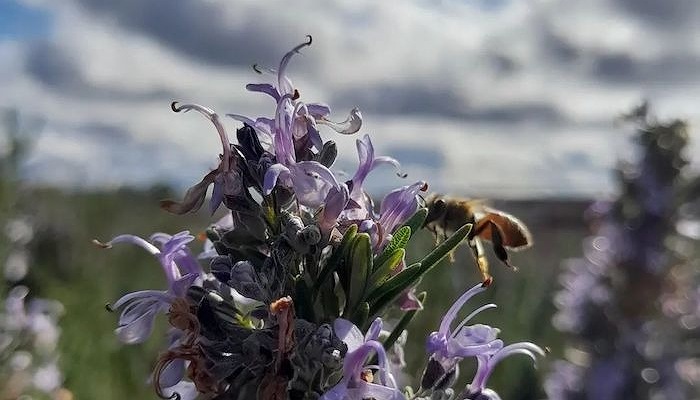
[
  {"xmin": 171, "ymin": 102, "xmax": 232, "ymax": 172},
  {"xmin": 278, "ymin": 35, "xmax": 314, "ymax": 95},
  {"xmin": 439, "ymin": 283, "xmax": 486, "ymax": 335},
  {"xmin": 252, "ymin": 63, "xmax": 263, "ymax": 74},
  {"xmin": 93, "ymin": 235, "xmax": 160, "ymax": 255},
  {"xmin": 451, "ymin": 304, "xmax": 497, "ymax": 339}
]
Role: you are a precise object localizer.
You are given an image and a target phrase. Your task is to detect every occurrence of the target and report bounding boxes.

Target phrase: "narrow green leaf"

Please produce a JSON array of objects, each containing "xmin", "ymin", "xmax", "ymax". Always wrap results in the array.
[
  {"xmin": 351, "ymin": 301, "xmax": 370, "ymax": 329},
  {"xmin": 417, "ymin": 223, "xmax": 472, "ymax": 275},
  {"xmin": 365, "ymin": 262, "xmax": 422, "ymax": 306},
  {"xmin": 373, "ymin": 226, "xmax": 411, "ymax": 270},
  {"xmin": 368, "ymin": 248, "xmax": 405, "ymax": 289},
  {"xmin": 402, "ymin": 207, "xmax": 428, "ymax": 235},
  {"xmin": 346, "ymin": 233, "xmax": 372, "ymax": 315},
  {"xmin": 366, "ymin": 224, "xmax": 471, "ymax": 316},
  {"xmin": 368, "ymin": 275, "xmax": 423, "ymax": 317},
  {"xmin": 313, "ymin": 224, "xmax": 358, "ymax": 293}
]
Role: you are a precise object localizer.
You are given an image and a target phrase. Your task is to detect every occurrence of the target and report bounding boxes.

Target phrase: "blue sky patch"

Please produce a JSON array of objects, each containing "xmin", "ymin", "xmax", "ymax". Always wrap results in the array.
[{"xmin": 0, "ymin": 1, "xmax": 52, "ymax": 39}]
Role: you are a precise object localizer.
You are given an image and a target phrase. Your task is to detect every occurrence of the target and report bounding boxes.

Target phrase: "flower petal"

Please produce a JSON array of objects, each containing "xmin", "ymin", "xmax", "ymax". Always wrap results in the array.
[
  {"xmin": 263, "ymin": 163, "xmax": 291, "ymax": 195},
  {"xmin": 318, "ymin": 107, "xmax": 363, "ymax": 135},
  {"xmin": 115, "ymin": 308, "xmax": 159, "ymax": 344},
  {"xmin": 333, "ymin": 318, "xmax": 365, "ymax": 352},
  {"xmin": 246, "ymin": 83, "xmax": 280, "ymax": 101},
  {"xmin": 307, "ymin": 103, "xmax": 331, "ymax": 118},
  {"xmin": 438, "ymin": 283, "xmax": 487, "ymax": 335},
  {"xmin": 379, "ymin": 181, "xmax": 426, "ymax": 234},
  {"xmin": 160, "ymin": 169, "xmax": 218, "ymax": 214}
]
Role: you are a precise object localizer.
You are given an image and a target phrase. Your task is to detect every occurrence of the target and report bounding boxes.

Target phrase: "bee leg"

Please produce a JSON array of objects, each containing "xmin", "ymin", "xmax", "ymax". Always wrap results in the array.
[
  {"xmin": 426, "ymin": 224, "xmax": 441, "ymax": 246},
  {"xmin": 488, "ymin": 221, "xmax": 518, "ymax": 271},
  {"xmin": 439, "ymin": 220, "xmax": 457, "ymax": 262},
  {"xmin": 469, "ymin": 238, "xmax": 492, "ymax": 286}
]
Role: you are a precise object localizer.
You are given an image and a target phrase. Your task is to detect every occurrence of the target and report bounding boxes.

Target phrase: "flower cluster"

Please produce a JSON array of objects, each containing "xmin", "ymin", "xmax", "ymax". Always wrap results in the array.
[
  {"xmin": 0, "ymin": 285, "xmax": 69, "ymax": 399},
  {"xmin": 97, "ymin": 38, "xmax": 544, "ymax": 400},
  {"xmin": 547, "ymin": 103, "xmax": 700, "ymax": 399},
  {"xmin": 1, "ymin": 117, "xmax": 71, "ymax": 400}
]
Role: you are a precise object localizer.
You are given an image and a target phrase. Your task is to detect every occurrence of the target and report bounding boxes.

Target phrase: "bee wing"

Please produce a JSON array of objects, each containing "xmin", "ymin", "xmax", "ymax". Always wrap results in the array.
[{"xmin": 474, "ymin": 207, "xmax": 532, "ymax": 250}]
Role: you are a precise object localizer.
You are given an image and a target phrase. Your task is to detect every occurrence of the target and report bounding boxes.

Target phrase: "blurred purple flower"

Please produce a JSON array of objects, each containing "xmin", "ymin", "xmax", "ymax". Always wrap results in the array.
[{"xmin": 321, "ymin": 318, "xmax": 404, "ymax": 400}]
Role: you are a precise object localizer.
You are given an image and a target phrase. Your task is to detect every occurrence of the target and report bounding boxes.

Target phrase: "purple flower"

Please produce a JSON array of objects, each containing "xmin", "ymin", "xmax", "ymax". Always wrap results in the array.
[
  {"xmin": 231, "ymin": 36, "xmax": 363, "ymax": 140},
  {"xmin": 227, "ymin": 38, "xmax": 366, "ymax": 208},
  {"xmin": 162, "ymin": 103, "xmax": 243, "ymax": 215},
  {"xmin": 322, "ymin": 318, "xmax": 404, "ymax": 400},
  {"xmin": 96, "ymin": 231, "xmax": 202, "ymax": 344},
  {"xmin": 463, "ymin": 341, "xmax": 545, "ymax": 399},
  {"xmin": 426, "ymin": 284, "xmax": 503, "ymax": 374},
  {"xmin": 378, "ymin": 181, "xmax": 426, "ymax": 236},
  {"xmin": 344, "ymin": 135, "xmax": 404, "ymax": 222},
  {"xmin": 258, "ymin": 92, "xmax": 343, "ymax": 208},
  {"xmin": 318, "ymin": 184, "xmax": 351, "ymax": 234},
  {"xmin": 425, "ymin": 283, "xmax": 544, "ymax": 396}
]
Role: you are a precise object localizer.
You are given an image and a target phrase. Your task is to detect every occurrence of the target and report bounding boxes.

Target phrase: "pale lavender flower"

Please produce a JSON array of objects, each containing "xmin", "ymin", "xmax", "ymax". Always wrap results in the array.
[
  {"xmin": 318, "ymin": 184, "xmax": 351, "ymax": 234},
  {"xmin": 344, "ymin": 134, "xmax": 404, "ymax": 222},
  {"xmin": 321, "ymin": 318, "xmax": 404, "ymax": 400},
  {"xmin": 423, "ymin": 282, "xmax": 544, "ymax": 397},
  {"xmin": 97, "ymin": 231, "xmax": 201, "ymax": 344},
  {"xmin": 262, "ymin": 93, "xmax": 343, "ymax": 208},
  {"xmin": 377, "ymin": 181, "xmax": 427, "ymax": 238},
  {"xmin": 1, "ymin": 286, "xmax": 66, "ymax": 396},
  {"xmin": 425, "ymin": 283, "xmax": 502, "ymax": 376},
  {"xmin": 231, "ymin": 36, "xmax": 363, "ymax": 142},
  {"xmin": 463, "ymin": 341, "xmax": 545, "ymax": 399}
]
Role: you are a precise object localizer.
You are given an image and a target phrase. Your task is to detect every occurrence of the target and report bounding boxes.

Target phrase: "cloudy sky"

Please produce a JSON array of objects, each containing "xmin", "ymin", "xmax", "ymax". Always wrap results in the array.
[{"xmin": 1, "ymin": 0, "xmax": 699, "ymax": 198}]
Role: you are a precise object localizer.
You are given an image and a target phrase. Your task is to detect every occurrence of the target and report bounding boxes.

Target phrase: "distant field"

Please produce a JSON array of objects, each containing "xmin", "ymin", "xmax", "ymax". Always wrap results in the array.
[{"xmin": 23, "ymin": 188, "xmax": 590, "ymax": 399}]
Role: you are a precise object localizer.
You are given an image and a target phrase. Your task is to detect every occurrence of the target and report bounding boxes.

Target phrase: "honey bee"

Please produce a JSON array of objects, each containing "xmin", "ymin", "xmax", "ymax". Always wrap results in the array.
[{"xmin": 423, "ymin": 194, "xmax": 532, "ymax": 286}]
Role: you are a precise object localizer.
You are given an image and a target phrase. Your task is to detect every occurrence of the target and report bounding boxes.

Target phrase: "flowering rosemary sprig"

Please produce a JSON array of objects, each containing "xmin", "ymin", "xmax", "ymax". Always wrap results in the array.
[{"xmin": 97, "ymin": 37, "xmax": 545, "ymax": 400}]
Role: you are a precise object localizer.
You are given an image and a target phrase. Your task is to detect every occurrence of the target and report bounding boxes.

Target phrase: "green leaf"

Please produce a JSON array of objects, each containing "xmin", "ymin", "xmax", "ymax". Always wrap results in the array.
[
  {"xmin": 416, "ymin": 223, "xmax": 472, "ymax": 275},
  {"xmin": 366, "ymin": 223, "xmax": 471, "ymax": 316},
  {"xmin": 345, "ymin": 233, "xmax": 372, "ymax": 315},
  {"xmin": 313, "ymin": 224, "xmax": 357, "ymax": 293},
  {"xmin": 373, "ymin": 226, "xmax": 411, "ymax": 270},
  {"xmin": 402, "ymin": 207, "xmax": 428, "ymax": 235},
  {"xmin": 351, "ymin": 301, "xmax": 370, "ymax": 329},
  {"xmin": 369, "ymin": 248, "xmax": 405, "ymax": 288},
  {"xmin": 365, "ymin": 262, "xmax": 422, "ymax": 307}
]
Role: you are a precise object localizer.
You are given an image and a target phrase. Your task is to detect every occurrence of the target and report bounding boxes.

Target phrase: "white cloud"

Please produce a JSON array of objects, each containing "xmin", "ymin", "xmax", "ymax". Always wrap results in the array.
[{"xmin": 2, "ymin": 0, "xmax": 700, "ymax": 197}]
